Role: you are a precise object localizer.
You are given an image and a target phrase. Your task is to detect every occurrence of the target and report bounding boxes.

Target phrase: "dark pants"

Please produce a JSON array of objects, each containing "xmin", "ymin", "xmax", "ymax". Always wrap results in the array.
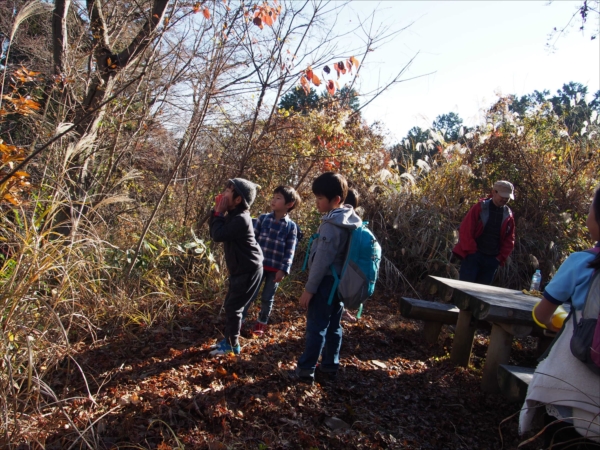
[
  {"xmin": 459, "ymin": 251, "xmax": 500, "ymax": 285},
  {"xmin": 224, "ymin": 268, "xmax": 263, "ymax": 347},
  {"xmin": 297, "ymin": 276, "xmax": 344, "ymax": 378},
  {"xmin": 242, "ymin": 269, "xmax": 279, "ymax": 324}
]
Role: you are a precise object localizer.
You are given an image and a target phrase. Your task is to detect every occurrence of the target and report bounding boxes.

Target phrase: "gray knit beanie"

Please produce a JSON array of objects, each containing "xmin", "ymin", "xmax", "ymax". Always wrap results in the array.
[{"xmin": 228, "ymin": 178, "xmax": 259, "ymax": 208}]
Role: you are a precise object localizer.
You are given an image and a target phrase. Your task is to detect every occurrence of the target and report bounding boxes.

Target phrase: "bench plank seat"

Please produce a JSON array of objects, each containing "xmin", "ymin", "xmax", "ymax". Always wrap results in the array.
[
  {"xmin": 497, "ymin": 364, "xmax": 535, "ymax": 402},
  {"xmin": 400, "ymin": 297, "xmax": 460, "ymax": 344}
]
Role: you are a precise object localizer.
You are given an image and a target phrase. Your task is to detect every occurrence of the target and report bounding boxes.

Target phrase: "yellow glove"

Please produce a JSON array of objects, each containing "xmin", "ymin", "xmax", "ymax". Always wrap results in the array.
[
  {"xmin": 551, "ymin": 306, "xmax": 568, "ymax": 329},
  {"xmin": 532, "ymin": 302, "xmax": 568, "ymax": 329}
]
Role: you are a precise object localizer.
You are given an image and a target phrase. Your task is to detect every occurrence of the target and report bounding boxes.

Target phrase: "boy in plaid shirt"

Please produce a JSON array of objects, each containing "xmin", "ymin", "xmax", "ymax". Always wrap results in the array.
[{"xmin": 243, "ymin": 185, "xmax": 302, "ymax": 336}]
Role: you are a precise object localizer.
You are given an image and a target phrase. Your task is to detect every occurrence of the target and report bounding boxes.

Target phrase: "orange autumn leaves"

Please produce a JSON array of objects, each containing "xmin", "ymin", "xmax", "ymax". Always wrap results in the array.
[
  {"xmin": 192, "ymin": 1, "xmax": 280, "ymax": 31},
  {"xmin": 0, "ymin": 67, "xmax": 38, "ymax": 205},
  {"xmin": 192, "ymin": 1, "xmax": 213, "ymax": 19},
  {"xmin": 0, "ymin": 140, "xmax": 31, "ymax": 205},
  {"xmin": 249, "ymin": 1, "xmax": 281, "ymax": 29},
  {"xmin": 299, "ymin": 56, "xmax": 360, "ymax": 96},
  {"xmin": 192, "ymin": 2, "xmax": 211, "ymax": 19}
]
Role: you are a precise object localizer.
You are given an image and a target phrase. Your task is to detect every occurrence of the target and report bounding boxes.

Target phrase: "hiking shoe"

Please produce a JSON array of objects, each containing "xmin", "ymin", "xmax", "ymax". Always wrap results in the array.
[
  {"xmin": 209, "ymin": 339, "xmax": 240, "ymax": 356},
  {"xmin": 252, "ymin": 321, "xmax": 268, "ymax": 336},
  {"xmin": 342, "ymin": 309, "xmax": 357, "ymax": 322},
  {"xmin": 287, "ymin": 369, "xmax": 314, "ymax": 386},
  {"xmin": 315, "ymin": 364, "xmax": 338, "ymax": 382}
]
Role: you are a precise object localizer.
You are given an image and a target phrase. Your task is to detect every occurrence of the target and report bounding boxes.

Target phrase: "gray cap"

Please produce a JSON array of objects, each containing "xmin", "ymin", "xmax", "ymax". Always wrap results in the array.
[
  {"xmin": 493, "ymin": 180, "xmax": 514, "ymax": 200},
  {"xmin": 228, "ymin": 178, "xmax": 259, "ymax": 207}
]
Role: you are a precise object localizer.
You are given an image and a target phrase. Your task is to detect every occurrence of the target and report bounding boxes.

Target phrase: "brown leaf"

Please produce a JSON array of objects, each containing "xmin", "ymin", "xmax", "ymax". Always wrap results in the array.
[
  {"xmin": 326, "ymin": 79, "xmax": 335, "ymax": 95},
  {"xmin": 306, "ymin": 66, "xmax": 313, "ymax": 81},
  {"xmin": 300, "ymin": 76, "xmax": 310, "ymax": 95},
  {"xmin": 203, "ymin": 8, "xmax": 210, "ymax": 19}
]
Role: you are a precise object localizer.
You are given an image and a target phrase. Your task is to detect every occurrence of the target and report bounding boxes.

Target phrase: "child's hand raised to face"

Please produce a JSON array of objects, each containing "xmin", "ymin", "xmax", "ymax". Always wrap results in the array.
[{"xmin": 215, "ymin": 193, "xmax": 229, "ymax": 214}]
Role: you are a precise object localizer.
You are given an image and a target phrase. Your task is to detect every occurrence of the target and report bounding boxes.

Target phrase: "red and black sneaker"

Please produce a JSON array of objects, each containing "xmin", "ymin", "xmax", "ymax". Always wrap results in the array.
[{"xmin": 252, "ymin": 321, "xmax": 268, "ymax": 336}]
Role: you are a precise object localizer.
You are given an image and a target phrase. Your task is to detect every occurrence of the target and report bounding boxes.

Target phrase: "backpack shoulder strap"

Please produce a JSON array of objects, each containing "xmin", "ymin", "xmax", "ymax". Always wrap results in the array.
[
  {"xmin": 301, "ymin": 233, "xmax": 319, "ymax": 272},
  {"xmin": 581, "ymin": 269, "xmax": 600, "ymax": 319}
]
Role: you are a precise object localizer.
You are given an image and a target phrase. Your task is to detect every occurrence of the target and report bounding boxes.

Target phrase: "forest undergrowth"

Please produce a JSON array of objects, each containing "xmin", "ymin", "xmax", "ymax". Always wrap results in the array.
[
  {"xmin": 2, "ymin": 0, "xmax": 600, "ymax": 447},
  {"xmin": 13, "ymin": 289, "xmax": 544, "ymax": 450}
]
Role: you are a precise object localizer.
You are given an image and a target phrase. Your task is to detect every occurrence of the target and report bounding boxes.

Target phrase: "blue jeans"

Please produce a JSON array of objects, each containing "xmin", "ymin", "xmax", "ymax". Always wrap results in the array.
[
  {"xmin": 459, "ymin": 251, "xmax": 500, "ymax": 285},
  {"xmin": 297, "ymin": 276, "xmax": 343, "ymax": 378},
  {"xmin": 242, "ymin": 270, "xmax": 279, "ymax": 324}
]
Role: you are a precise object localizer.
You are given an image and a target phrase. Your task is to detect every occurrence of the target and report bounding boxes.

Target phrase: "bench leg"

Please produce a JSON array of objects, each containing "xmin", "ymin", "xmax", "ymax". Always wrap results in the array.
[
  {"xmin": 423, "ymin": 321, "xmax": 443, "ymax": 344},
  {"xmin": 451, "ymin": 310, "xmax": 476, "ymax": 367},
  {"xmin": 481, "ymin": 323, "xmax": 513, "ymax": 393}
]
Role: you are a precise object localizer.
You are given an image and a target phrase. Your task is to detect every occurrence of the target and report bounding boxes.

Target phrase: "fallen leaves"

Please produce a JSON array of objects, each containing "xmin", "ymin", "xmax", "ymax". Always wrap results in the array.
[{"xmin": 28, "ymin": 296, "xmax": 531, "ymax": 449}]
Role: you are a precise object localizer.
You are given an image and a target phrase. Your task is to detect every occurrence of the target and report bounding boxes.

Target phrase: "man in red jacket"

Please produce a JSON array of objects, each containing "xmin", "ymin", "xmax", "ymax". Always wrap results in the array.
[{"xmin": 452, "ymin": 180, "xmax": 516, "ymax": 285}]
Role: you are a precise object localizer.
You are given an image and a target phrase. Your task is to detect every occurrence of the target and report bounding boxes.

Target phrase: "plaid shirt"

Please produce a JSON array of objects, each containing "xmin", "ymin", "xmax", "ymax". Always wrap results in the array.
[{"xmin": 254, "ymin": 212, "xmax": 301, "ymax": 274}]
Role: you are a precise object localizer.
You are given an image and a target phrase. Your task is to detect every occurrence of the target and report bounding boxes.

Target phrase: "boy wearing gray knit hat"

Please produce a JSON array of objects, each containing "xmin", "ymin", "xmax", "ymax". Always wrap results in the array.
[{"xmin": 209, "ymin": 178, "xmax": 263, "ymax": 355}]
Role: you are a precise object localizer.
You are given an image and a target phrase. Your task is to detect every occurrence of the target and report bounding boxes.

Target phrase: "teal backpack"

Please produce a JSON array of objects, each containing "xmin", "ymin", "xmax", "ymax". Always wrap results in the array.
[{"xmin": 303, "ymin": 221, "xmax": 382, "ymax": 318}]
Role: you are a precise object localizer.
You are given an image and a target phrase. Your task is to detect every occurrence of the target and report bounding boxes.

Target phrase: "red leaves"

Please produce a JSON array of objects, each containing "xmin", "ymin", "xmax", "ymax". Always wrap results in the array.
[
  {"xmin": 306, "ymin": 67, "xmax": 313, "ymax": 81},
  {"xmin": 299, "ymin": 66, "xmax": 321, "ymax": 93},
  {"xmin": 326, "ymin": 79, "xmax": 336, "ymax": 96},
  {"xmin": 300, "ymin": 75, "xmax": 310, "ymax": 95},
  {"xmin": 203, "ymin": 7, "xmax": 211, "ymax": 19},
  {"xmin": 322, "ymin": 158, "xmax": 340, "ymax": 171},
  {"xmin": 334, "ymin": 61, "xmax": 346, "ymax": 78},
  {"xmin": 252, "ymin": 1, "xmax": 280, "ymax": 29},
  {"xmin": 296, "ymin": 56, "xmax": 358, "ymax": 97}
]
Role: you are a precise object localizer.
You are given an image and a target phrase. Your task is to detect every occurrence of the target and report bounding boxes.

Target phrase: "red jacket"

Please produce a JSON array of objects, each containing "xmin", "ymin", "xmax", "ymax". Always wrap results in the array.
[{"xmin": 452, "ymin": 197, "xmax": 515, "ymax": 266}]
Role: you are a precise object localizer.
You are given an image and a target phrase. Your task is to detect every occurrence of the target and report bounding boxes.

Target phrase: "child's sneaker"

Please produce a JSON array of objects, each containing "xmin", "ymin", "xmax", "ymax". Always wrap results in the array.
[
  {"xmin": 342, "ymin": 309, "xmax": 357, "ymax": 322},
  {"xmin": 287, "ymin": 369, "xmax": 314, "ymax": 385},
  {"xmin": 209, "ymin": 339, "xmax": 241, "ymax": 356},
  {"xmin": 252, "ymin": 321, "xmax": 268, "ymax": 336}
]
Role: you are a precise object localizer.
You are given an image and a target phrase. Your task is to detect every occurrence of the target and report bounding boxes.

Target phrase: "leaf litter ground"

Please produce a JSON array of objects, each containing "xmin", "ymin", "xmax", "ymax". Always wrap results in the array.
[{"xmin": 33, "ymin": 295, "xmax": 543, "ymax": 449}]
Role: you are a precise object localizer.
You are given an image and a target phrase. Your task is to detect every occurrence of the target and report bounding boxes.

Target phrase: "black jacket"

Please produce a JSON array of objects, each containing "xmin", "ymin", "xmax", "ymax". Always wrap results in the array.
[{"xmin": 209, "ymin": 207, "xmax": 263, "ymax": 276}]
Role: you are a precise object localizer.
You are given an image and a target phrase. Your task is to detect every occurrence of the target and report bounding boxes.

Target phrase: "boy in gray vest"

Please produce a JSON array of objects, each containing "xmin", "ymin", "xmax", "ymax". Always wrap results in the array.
[{"xmin": 290, "ymin": 172, "xmax": 361, "ymax": 384}]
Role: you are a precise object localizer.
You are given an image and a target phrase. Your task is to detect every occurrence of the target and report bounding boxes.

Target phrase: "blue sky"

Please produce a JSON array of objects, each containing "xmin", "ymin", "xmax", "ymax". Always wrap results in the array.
[{"xmin": 335, "ymin": 1, "xmax": 600, "ymax": 142}]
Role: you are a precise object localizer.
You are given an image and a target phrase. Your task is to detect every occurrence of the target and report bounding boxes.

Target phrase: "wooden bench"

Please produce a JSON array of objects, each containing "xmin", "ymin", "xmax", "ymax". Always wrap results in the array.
[
  {"xmin": 497, "ymin": 364, "xmax": 535, "ymax": 402},
  {"xmin": 399, "ymin": 297, "xmax": 460, "ymax": 344}
]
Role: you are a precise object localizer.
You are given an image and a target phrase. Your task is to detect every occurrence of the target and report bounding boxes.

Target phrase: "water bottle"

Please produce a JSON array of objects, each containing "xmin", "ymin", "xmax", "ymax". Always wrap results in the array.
[{"xmin": 530, "ymin": 270, "xmax": 541, "ymax": 291}]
